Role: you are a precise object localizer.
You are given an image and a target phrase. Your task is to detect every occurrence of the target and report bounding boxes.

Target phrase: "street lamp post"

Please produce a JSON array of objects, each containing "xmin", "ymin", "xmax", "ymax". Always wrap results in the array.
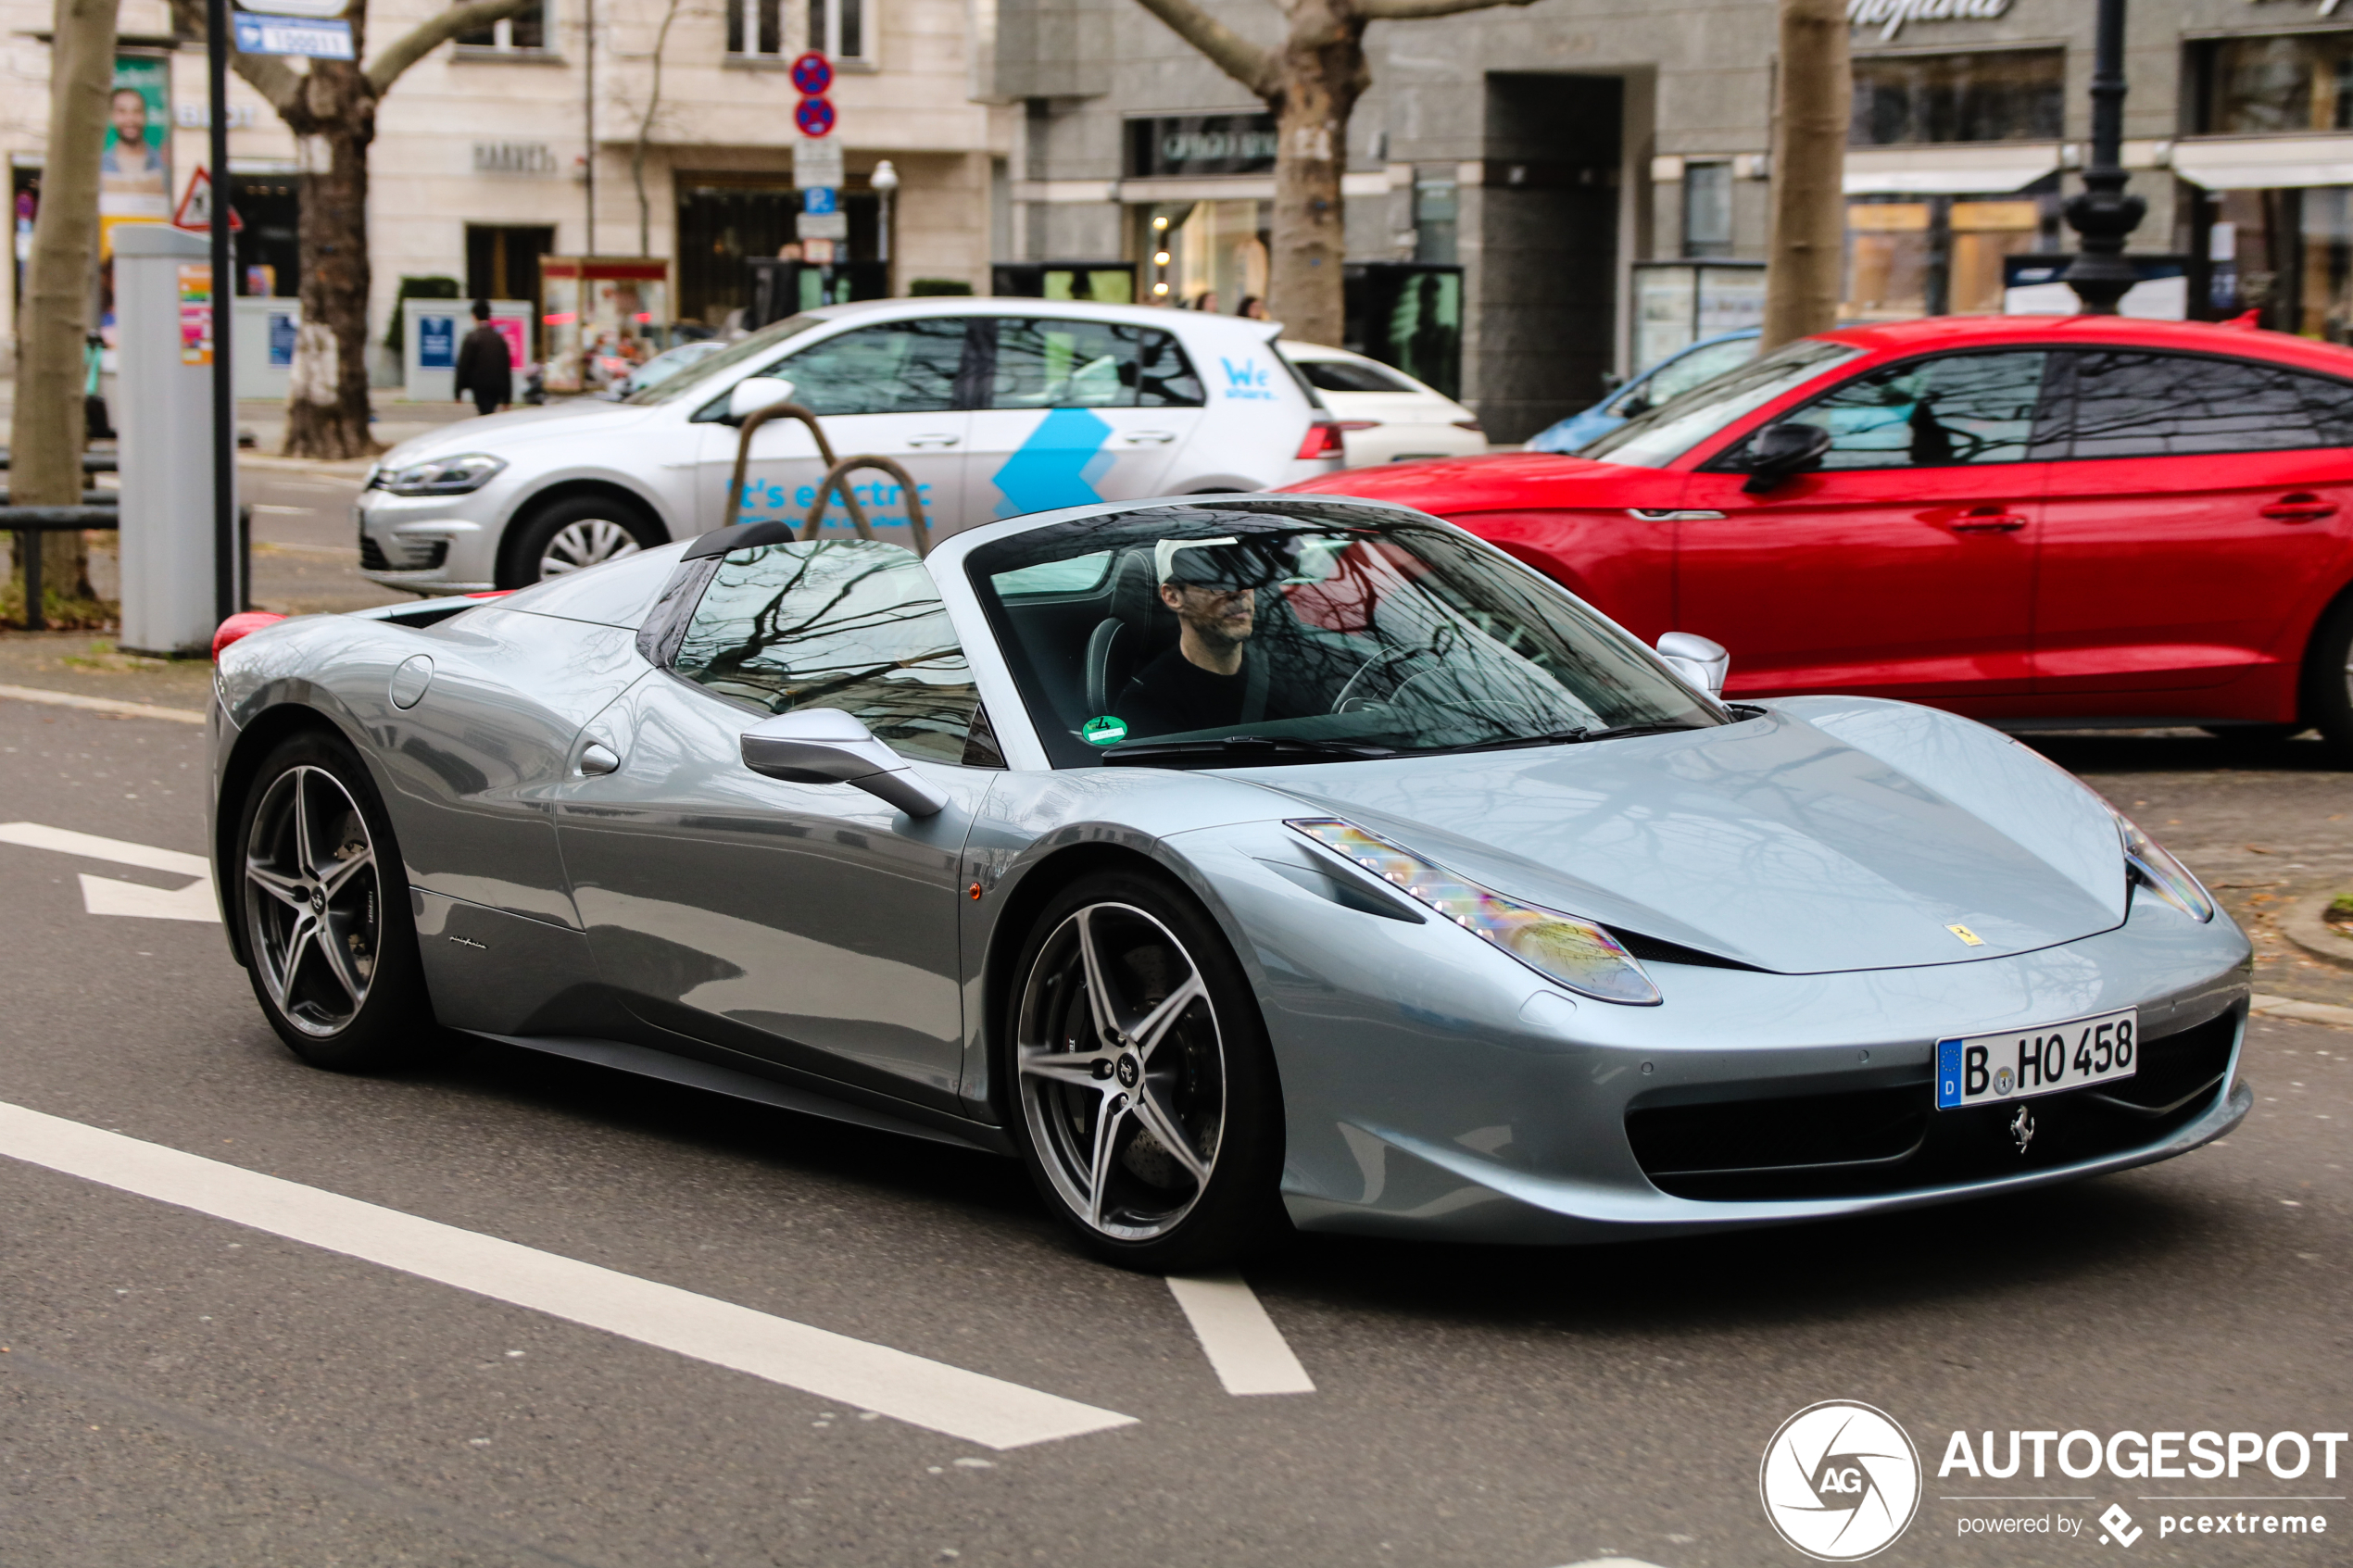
[
  {"xmin": 2062, "ymin": 0, "xmax": 2145, "ymax": 314},
  {"xmin": 871, "ymin": 158, "xmax": 898, "ymax": 287}
]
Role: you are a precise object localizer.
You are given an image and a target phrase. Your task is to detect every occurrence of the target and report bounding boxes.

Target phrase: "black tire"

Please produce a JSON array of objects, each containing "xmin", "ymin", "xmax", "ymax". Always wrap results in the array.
[
  {"xmin": 231, "ymin": 730, "xmax": 435, "ymax": 1072},
  {"xmin": 2305, "ymin": 594, "xmax": 2353, "ymax": 767},
  {"xmin": 497, "ymin": 494, "xmax": 662, "ymax": 588},
  {"xmin": 1000, "ymin": 869, "xmax": 1288, "ymax": 1271}
]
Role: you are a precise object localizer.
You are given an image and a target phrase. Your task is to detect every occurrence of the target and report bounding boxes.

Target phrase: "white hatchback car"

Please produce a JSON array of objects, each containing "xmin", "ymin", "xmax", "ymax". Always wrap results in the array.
[
  {"xmin": 359, "ymin": 298, "xmax": 1345, "ymax": 591},
  {"xmin": 1277, "ymin": 341, "xmax": 1485, "ymax": 467}
]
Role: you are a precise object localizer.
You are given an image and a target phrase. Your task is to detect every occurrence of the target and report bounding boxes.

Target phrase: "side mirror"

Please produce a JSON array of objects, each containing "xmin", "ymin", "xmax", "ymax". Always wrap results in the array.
[
  {"xmin": 1616, "ymin": 394, "xmax": 1651, "ymax": 418},
  {"xmin": 1655, "ymin": 632, "xmax": 1730, "ymax": 698},
  {"xmin": 740, "ymin": 708, "xmax": 949, "ymax": 817},
  {"xmin": 726, "ymin": 376, "xmax": 798, "ymax": 423},
  {"xmin": 1599, "ymin": 370, "xmax": 1625, "ymax": 394},
  {"xmin": 1741, "ymin": 421, "xmax": 1832, "ymax": 494}
]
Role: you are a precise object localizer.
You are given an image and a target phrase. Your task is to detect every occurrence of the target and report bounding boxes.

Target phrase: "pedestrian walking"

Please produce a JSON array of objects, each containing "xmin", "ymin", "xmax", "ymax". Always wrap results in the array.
[{"xmin": 453, "ymin": 300, "xmax": 513, "ymax": 418}]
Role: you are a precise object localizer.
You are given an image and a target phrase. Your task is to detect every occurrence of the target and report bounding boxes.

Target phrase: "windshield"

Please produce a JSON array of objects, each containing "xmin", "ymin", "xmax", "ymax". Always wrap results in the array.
[
  {"xmin": 967, "ymin": 502, "xmax": 1727, "ymax": 769},
  {"xmin": 1582, "ymin": 336, "xmax": 1860, "ymax": 468},
  {"xmin": 625, "ymin": 313, "xmax": 830, "ymax": 406}
]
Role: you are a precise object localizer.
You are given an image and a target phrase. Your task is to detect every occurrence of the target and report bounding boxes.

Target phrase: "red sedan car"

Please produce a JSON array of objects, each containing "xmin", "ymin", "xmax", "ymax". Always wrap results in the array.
[{"xmin": 1297, "ymin": 315, "xmax": 2353, "ymax": 757}]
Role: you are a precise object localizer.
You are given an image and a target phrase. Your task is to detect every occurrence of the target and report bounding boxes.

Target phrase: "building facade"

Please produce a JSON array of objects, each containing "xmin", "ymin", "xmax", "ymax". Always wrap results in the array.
[
  {"xmin": 985, "ymin": 0, "xmax": 2353, "ymax": 440},
  {"xmin": 6, "ymin": 0, "xmax": 1012, "ymax": 376}
]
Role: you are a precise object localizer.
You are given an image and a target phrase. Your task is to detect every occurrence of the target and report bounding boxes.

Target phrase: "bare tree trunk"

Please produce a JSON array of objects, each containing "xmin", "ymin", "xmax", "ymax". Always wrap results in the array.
[
  {"xmin": 1761, "ymin": 0, "xmax": 1848, "ymax": 350},
  {"xmin": 633, "ymin": 0, "xmax": 683, "ymax": 257},
  {"xmin": 11, "ymin": 0, "xmax": 114, "ymax": 620},
  {"xmin": 1265, "ymin": 4, "xmax": 1366, "ymax": 348},
  {"xmin": 284, "ymin": 74, "xmax": 378, "ymax": 460}
]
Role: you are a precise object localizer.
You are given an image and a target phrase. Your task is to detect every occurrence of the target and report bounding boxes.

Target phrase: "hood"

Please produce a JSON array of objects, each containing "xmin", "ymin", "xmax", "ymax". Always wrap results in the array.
[
  {"xmin": 1281, "ymin": 451, "xmax": 1653, "ymax": 510},
  {"xmin": 1230, "ymin": 706, "xmax": 2129, "ymax": 975},
  {"xmin": 377, "ymin": 399, "xmax": 658, "ymax": 470}
]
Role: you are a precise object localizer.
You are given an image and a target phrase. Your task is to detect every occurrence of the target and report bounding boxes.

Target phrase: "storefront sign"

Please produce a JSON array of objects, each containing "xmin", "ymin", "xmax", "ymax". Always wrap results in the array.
[
  {"xmin": 1126, "ymin": 114, "xmax": 1279, "ymax": 180},
  {"xmin": 473, "ymin": 142, "xmax": 557, "ymax": 176},
  {"xmin": 1846, "ymin": 0, "xmax": 2012, "ymax": 43}
]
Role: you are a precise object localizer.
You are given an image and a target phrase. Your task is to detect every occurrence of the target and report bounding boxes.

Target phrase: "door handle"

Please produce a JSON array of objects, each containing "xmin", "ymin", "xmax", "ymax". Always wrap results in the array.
[
  {"xmin": 1942, "ymin": 505, "xmax": 2029, "ymax": 533},
  {"xmin": 2260, "ymin": 493, "xmax": 2337, "ymax": 522},
  {"xmin": 905, "ymin": 433, "xmax": 961, "ymax": 447},
  {"xmin": 1122, "ymin": 431, "xmax": 1178, "ymax": 445}
]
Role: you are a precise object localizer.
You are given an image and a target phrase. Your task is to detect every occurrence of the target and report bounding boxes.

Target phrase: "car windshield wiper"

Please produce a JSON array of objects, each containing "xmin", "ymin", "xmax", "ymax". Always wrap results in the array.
[
  {"xmin": 1100, "ymin": 734, "xmax": 1399, "ymax": 767},
  {"xmin": 1435, "ymin": 721, "xmax": 1701, "ymax": 755}
]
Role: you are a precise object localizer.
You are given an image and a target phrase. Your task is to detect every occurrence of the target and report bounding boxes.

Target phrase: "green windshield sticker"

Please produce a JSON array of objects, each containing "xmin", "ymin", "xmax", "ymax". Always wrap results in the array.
[{"xmin": 1082, "ymin": 715, "xmax": 1128, "ymax": 746}]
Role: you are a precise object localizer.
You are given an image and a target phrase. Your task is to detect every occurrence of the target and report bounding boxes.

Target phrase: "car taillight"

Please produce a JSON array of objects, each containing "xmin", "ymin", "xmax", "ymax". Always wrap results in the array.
[
  {"xmin": 212, "ymin": 611, "xmax": 287, "ymax": 659},
  {"xmin": 1296, "ymin": 423, "xmax": 1344, "ymax": 459}
]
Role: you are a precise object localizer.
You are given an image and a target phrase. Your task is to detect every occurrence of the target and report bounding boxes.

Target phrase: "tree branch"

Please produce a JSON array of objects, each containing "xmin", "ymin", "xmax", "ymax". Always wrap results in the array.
[
  {"xmin": 1357, "ymin": 0, "xmax": 1540, "ymax": 17},
  {"xmin": 1126, "ymin": 0, "xmax": 1278, "ymax": 97},
  {"xmin": 165, "ymin": 0, "xmax": 307, "ymax": 114},
  {"xmin": 367, "ymin": 0, "xmax": 539, "ymax": 94}
]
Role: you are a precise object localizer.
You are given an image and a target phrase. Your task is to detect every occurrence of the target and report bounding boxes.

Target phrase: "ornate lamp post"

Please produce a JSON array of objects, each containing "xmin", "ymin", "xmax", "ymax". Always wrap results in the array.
[{"xmin": 2063, "ymin": 0, "xmax": 2145, "ymax": 313}]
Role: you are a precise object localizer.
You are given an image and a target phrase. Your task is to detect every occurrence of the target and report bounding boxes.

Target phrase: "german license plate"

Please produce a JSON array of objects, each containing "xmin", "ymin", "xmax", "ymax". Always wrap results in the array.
[{"xmin": 1935, "ymin": 1007, "xmax": 2138, "ymax": 1110}]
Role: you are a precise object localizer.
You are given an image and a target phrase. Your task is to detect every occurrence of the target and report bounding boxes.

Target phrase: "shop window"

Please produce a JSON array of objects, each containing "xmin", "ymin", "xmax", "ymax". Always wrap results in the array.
[
  {"xmin": 1139, "ymin": 199, "xmax": 1269, "ymax": 315},
  {"xmin": 1843, "ymin": 190, "xmax": 2050, "ymax": 320},
  {"xmin": 726, "ymin": 0, "xmax": 786, "ymax": 56},
  {"xmin": 1850, "ymin": 50, "xmax": 2063, "ymax": 145},
  {"xmin": 2059, "ymin": 350, "xmax": 2353, "ymax": 457},
  {"xmin": 1414, "ymin": 169, "xmax": 1458, "ymax": 265},
  {"xmin": 2191, "ymin": 34, "xmax": 2353, "ymax": 135},
  {"xmin": 809, "ymin": 0, "xmax": 867, "ymax": 62},
  {"xmin": 1681, "ymin": 162, "xmax": 1732, "ymax": 258},
  {"xmin": 2195, "ymin": 187, "xmax": 2353, "ymax": 341},
  {"xmin": 457, "ymin": 0, "xmax": 547, "ymax": 53}
]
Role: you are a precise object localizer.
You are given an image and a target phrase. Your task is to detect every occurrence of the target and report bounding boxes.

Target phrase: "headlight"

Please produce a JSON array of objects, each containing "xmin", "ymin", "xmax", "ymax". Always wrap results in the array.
[
  {"xmin": 2111, "ymin": 807, "xmax": 2213, "ymax": 922},
  {"xmin": 380, "ymin": 453, "xmax": 506, "ymax": 495},
  {"xmin": 1289, "ymin": 818, "xmax": 1661, "ymax": 1006}
]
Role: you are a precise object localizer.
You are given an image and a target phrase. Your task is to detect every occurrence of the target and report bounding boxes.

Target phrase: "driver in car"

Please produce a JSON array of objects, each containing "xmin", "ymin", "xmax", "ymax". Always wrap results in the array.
[{"xmin": 1114, "ymin": 537, "xmax": 1312, "ymax": 737}]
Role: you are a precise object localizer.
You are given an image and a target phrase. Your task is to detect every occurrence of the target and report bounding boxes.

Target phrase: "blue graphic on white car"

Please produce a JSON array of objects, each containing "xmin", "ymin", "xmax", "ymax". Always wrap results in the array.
[
  {"xmin": 1220, "ymin": 357, "xmax": 1278, "ymax": 401},
  {"xmin": 736, "ymin": 478, "xmax": 935, "ymax": 534},
  {"xmin": 991, "ymin": 408, "xmax": 1117, "ymax": 518}
]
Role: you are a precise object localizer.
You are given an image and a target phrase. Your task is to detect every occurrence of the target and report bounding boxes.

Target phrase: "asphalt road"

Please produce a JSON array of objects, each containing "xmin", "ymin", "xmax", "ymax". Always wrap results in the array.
[{"xmin": 0, "ymin": 697, "xmax": 2347, "ymax": 1568}]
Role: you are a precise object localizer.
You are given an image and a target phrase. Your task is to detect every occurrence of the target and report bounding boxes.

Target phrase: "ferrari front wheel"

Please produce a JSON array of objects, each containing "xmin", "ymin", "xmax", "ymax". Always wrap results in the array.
[
  {"xmin": 234, "ymin": 732, "xmax": 434, "ymax": 1072},
  {"xmin": 1005, "ymin": 872, "xmax": 1287, "ymax": 1271}
]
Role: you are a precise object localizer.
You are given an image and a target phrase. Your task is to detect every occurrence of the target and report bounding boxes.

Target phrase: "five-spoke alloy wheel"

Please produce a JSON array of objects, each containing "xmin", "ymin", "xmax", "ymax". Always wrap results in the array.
[
  {"xmin": 1007, "ymin": 872, "xmax": 1284, "ymax": 1269},
  {"xmin": 234, "ymin": 733, "xmax": 432, "ymax": 1070}
]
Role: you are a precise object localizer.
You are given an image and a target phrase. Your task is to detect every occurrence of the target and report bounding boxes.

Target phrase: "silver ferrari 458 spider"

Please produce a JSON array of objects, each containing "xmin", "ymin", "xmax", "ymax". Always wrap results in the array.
[{"xmin": 208, "ymin": 496, "xmax": 2253, "ymax": 1268}]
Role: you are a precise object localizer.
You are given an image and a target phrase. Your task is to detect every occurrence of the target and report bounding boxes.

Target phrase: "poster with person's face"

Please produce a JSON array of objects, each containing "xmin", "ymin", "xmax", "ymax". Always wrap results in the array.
[{"xmin": 98, "ymin": 54, "xmax": 170, "ymax": 257}]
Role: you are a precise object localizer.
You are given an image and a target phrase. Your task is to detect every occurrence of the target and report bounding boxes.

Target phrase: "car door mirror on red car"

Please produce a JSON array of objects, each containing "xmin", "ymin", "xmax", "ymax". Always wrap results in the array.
[{"xmin": 1740, "ymin": 421, "xmax": 1832, "ymax": 495}]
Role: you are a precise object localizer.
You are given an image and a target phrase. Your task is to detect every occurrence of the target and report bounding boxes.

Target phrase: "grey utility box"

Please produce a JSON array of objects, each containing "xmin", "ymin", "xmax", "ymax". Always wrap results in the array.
[{"xmin": 114, "ymin": 223, "xmax": 233, "ymax": 656}]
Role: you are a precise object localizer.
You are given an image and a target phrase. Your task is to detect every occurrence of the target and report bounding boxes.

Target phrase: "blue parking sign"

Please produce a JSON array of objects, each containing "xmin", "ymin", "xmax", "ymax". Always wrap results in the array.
[{"xmin": 803, "ymin": 187, "xmax": 838, "ymax": 216}]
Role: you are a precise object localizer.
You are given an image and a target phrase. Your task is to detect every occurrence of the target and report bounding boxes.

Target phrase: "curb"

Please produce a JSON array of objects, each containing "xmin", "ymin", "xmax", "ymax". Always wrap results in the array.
[
  {"xmin": 2278, "ymin": 893, "xmax": 2353, "ymax": 972},
  {"xmin": 0, "ymin": 683, "xmax": 207, "ymax": 725},
  {"xmin": 2251, "ymin": 992, "xmax": 2353, "ymax": 1029}
]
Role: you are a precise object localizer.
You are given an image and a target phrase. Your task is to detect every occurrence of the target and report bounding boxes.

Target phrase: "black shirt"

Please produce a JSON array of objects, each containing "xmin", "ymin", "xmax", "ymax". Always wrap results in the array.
[{"xmin": 1114, "ymin": 645, "xmax": 1301, "ymax": 737}]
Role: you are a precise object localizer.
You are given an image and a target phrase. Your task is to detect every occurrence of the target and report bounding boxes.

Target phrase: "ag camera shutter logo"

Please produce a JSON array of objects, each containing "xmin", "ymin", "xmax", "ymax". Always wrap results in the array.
[{"xmin": 1760, "ymin": 1400, "xmax": 1922, "ymax": 1560}]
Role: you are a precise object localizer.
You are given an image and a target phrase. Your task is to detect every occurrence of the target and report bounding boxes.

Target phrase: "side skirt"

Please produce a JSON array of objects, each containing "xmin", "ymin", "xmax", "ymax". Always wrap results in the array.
[{"xmin": 459, "ymin": 1030, "xmax": 1017, "ymax": 1158}]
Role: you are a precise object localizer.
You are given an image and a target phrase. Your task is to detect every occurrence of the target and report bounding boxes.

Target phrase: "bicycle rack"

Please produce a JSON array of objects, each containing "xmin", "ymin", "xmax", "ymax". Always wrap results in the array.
[{"xmin": 721, "ymin": 401, "xmax": 931, "ymax": 558}]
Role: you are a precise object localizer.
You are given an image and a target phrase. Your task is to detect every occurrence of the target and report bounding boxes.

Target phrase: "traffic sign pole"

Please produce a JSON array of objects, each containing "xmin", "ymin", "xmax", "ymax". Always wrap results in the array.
[{"xmin": 208, "ymin": 0, "xmax": 237, "ymax": 621}]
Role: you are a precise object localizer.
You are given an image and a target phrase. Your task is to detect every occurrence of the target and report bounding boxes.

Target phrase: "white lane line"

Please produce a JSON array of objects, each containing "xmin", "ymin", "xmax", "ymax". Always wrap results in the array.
[
  {"xmin": 0, "ymin": 683, "xmax": 207, "ymax": 724},
  {"xmin": 0, "ymin": 822, "xmax": 219, "ymax": 922},
  {"xmin": 0, "ymin": 1098, "xmax": 1136, "ymax": 1449},
  {"xmin": 1164, "ymin": 1272, "xmax": 1315, "ymax": 1396}
]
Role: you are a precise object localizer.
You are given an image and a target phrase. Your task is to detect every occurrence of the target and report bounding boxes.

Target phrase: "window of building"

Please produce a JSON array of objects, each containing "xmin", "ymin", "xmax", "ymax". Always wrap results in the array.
[
  {"xmin": 1681, "ymin": 161, "xmax": 1732, "ymax": 258},
  {"xmin": 457, "ymin": 0, "xmax": 547, "ymax": 53},
  {"xmin": 809, "ymin": 0, "xmax": 867, "ymax": 62},
  {"xmin": 726, "ymin": 0, "xmax": 786, "ymax": 56},
  {"xmin": 2192, "ymin": 33, "xmax": 2353, "ymax": 135},
  {"xmin": 1849, "ymin": 49, "xmax": 2064, "ymax": 145},
  {"xmin": 1843, "ymin": 186, "xmax": 2055, "ymax": 320},
  {"xmin": 1413, "ymin": 169, "xmax": 1458, "ymax": 265}
]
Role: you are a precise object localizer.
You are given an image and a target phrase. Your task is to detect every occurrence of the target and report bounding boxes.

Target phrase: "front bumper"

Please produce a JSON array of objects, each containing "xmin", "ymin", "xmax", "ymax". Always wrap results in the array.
[
  {"xmin": 355, "ymin": 489, "xmax": 500, "ymax": 595},
  {"xmin": 1182, "ymin": 832, "xmax": 2256, "ymax": 1245}
]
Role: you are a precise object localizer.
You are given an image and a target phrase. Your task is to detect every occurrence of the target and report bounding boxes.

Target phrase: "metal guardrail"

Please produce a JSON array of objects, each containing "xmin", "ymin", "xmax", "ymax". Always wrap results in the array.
[{"xmin": 5, "ymin": 504, "xmax": 249, "ymax": 633}]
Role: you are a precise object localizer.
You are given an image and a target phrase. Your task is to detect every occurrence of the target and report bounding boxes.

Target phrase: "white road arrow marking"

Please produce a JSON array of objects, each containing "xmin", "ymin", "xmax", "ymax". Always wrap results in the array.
[
  {"xmin": 0, "ymin": 1098, "xmax": 1137, "ymax": 1449},
  {"xmin": 0, "ymin": 822, "xmax": 219, "ymax": 922},
  {"xmin": 1164, "ymin": 1272, "xmax": 1315, "ymax": 1396}
]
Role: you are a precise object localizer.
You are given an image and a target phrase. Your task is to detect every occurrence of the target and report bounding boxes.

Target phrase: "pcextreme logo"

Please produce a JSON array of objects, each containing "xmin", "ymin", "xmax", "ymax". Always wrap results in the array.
[{"xmin": 1761, "ymin": 1400, "xmax": 1924, "ymax": 1561}]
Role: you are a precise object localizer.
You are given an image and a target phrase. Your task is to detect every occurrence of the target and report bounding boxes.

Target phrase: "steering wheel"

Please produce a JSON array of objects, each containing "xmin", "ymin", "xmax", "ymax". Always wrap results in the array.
[{"xmin": 1330, "ymin": 627, "xmax": 1456, "ymax": 714}]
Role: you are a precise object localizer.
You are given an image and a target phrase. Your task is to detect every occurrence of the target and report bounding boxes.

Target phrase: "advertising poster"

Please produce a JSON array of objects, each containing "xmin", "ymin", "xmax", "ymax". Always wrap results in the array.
[
  {"xmin": 98, "ymin": 54, "xmax": 170, "ymax": 257},
  {"xmin": 177, "ymin": 262, "xmax": 211, "ymax": 365}
]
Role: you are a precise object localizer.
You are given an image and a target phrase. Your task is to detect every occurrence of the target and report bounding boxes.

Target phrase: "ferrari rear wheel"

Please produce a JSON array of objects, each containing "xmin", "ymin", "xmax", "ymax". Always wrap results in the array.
[
  {"xmin": 235, "ymin": 732, "xmax": 434, "ymax": 1072},
  {"xmin": 1006, "ymin": 872, "xmax": 1286, "ymax": 1271}
]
